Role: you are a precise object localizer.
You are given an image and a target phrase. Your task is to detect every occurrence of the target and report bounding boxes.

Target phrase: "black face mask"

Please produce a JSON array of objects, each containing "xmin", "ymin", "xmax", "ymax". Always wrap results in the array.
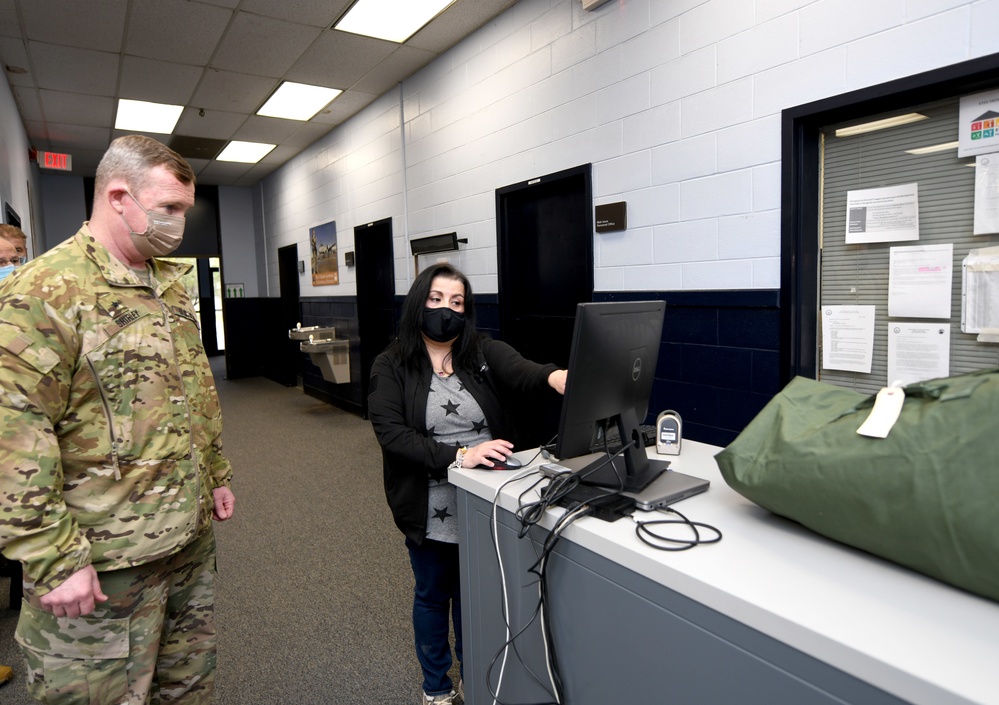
[{"xmin": 422, "ymin": 307, "xmax": 466, "ymax": 343}]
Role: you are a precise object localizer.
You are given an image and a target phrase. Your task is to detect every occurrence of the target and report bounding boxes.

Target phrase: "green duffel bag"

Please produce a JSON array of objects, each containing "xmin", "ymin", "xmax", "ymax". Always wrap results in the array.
[{"xmin": 715, "ymin": 368, "xmax": 999, "ymax": 602}]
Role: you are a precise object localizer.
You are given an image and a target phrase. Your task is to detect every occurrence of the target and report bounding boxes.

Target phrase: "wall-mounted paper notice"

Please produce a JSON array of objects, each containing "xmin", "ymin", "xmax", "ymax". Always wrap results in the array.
[
  {"xmin": 821, "ymin": 305, "xmax": 876, "ymax": 373},
  {"xmin": 845, "ymin": 183, "xmax": 919, "ymax": 244},
  {"xmin": 962, "ymin": 245, "xmax": 999, "ymax": 340},
  {"xmin": 974, "ymin": 155, "xmax": 999, "ymax": 235},
  {"xmin": 888, "ymin": 244, "xmax": 953, "ymax": 319},
  {"xmin": 887, "ymin": 323, "xmax": 950, "ymax": 387},
  {"xmin": 958, "ymin": 88, "xmax": 999, "ymax": 159}
]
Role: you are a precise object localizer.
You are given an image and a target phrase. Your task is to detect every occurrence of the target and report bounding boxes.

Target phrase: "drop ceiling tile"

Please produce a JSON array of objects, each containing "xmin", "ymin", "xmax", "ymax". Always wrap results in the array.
[
  {"xmin": 174, "ymin": 108, "xmax": 247, "ymax": 140},
  {"xmin": 24, "ymin": 120, "xmax": 50, "ymax": 148},
  {"xmin": 0, "ymin": 37, "xmax": 34, "ymax": 87},
  {"xmin": 186, "ymin": 157, "xmax": 212, "ymax": 175},
  {"xmin": 211, "ymin": 11, "xmax": 321, "ymax": 78},
  {"xmin": 352, "ymin": 45, "xmax": 438, "ymax": 96},
  {"xmin": 285, "ymin": 30, "xmax": 396, "ymax": 88},
  {"xmin": 120, "ymin": 56, "xmax": 203, "ymax": 105},
  {"xmin": 125, "ymin": 0, "xmax": 232, "ymax": 65},
  {"xmin": 232, "ymin": 115, "xmax": 305, "ymax": 144},
  {"xmin": 12, "ymin": 85, "xmax": 42, "ymax": 121},
  {"xmin": 239, "ymin": 161, "xmax": 281, "ymax": 181},
  {"xmin": 0, "ymin": 0, "xmax": 18, "ymax": 38},
  {"xmin": 28, "ymin": 42, "xmax": 118, "ymax": 94},
  {"xmin": 191, "ymin": 69, "xmax": 278, "ymax": 113},
  {"xmin": 46, "ymin": 122, "xmax": 113, "ymax": 151},
  {"xmin": 237, "ymin": 0, "xmax": 352, "ymax": 29},
  {"xmin": 282, "ymin": 121, "xmax": 335, "ymax": 149},
  {"xmin": 38, "ymin": 89, "xmax": 114, "ymax": 127},
  {"xmin": 20, "ymin": 0, "xmax": 126, "ymax": 52},
  {"xmin": 311, "ymin": 90, "xmax": 380, "ymax": 126},
  {"xmin": 408, "ymin": 0, "xmax": 516, "ymax": 53},
  {"xmin": 199, "ymin": 0, "xmax": 240, "ymax": 8},
  {"xmin": 198, "ymin": 159, "xmax": 254, "ymax": 180},
  {"xmin": 258, "ymin": 144, "xmax": 301, "ymax": 164}
]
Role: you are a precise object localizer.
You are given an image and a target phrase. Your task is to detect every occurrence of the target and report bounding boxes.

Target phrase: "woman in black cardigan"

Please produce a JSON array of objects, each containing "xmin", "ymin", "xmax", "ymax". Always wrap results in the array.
[{"xmin": 368, "ymin": 263, "xmax": 565, "ymax": 704}]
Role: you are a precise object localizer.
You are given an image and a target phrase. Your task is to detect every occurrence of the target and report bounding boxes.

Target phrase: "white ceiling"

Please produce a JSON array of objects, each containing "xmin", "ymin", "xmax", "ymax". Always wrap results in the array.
[{"xmin": 0, "ymin": 0, "xmax": 518, "ymax": 187}]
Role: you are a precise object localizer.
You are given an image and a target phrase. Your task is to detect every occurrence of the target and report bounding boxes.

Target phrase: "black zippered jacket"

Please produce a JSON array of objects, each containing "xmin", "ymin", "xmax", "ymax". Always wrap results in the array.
[{"xmin": 368, "ymin": 336, "xmax": 558, "ymax": 544}]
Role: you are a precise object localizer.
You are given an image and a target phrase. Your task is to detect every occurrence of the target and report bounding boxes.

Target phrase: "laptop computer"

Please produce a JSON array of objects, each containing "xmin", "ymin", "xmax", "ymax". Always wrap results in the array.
[{"xmin": 623, "ymin": 469, "xmax": 710, "ymax": 511}]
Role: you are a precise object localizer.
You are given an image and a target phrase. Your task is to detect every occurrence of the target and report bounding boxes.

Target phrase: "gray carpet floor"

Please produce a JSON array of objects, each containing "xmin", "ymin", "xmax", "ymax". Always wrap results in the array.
[{"xmin": 1, "ymin": 358, "xmax": 458, "ymax": 704}]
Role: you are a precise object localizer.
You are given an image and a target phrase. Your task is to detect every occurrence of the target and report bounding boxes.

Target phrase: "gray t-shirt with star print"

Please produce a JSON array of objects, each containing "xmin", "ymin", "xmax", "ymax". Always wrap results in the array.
[{"xmin": 424, "ymin": 371, "xmax": 492, "ymax": 543}]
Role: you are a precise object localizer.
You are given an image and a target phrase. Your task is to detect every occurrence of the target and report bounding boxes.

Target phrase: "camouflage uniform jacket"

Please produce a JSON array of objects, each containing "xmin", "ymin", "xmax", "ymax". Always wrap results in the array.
[{"xmin": 0, "ymin": 225, "xmax": 232, "ymax": 596}]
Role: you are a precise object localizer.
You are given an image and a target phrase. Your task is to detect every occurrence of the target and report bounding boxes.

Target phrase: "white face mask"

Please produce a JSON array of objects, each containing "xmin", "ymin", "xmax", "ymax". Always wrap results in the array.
[{"xmin": 121, "ymin": 192, "xmax": 186, "ymax": 258}]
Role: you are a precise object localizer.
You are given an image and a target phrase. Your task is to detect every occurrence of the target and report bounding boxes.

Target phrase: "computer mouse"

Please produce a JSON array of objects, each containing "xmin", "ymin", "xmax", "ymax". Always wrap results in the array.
[{"xmin": 475, "ymin": 456, "xmax": 523, "ymax": 470}]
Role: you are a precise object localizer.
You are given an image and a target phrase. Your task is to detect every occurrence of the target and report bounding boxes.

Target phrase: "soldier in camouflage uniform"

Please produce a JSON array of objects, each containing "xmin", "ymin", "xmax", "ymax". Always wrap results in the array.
[{"xmin": 0, "ymin": 135, "xmax": 236, "ymax": 705}]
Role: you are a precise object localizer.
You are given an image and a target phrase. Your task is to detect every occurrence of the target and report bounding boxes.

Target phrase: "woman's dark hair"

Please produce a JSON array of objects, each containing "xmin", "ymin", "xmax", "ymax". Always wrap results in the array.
[{"xmin": 397, "ymin": 263, "xmax": 479, "ymax": 372}]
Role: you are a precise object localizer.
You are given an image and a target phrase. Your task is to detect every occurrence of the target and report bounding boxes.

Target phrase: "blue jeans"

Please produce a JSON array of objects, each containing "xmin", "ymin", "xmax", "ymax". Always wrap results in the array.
[{"xmin": 406, "ymin": 537, "xmax": 462, "ymax": 696}]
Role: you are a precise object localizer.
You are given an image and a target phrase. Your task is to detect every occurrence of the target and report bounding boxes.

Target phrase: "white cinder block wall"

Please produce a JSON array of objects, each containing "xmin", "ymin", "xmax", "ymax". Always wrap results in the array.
[{"xmin": 259, "ymin": 0, "xmax": 999, "ymax": 299}]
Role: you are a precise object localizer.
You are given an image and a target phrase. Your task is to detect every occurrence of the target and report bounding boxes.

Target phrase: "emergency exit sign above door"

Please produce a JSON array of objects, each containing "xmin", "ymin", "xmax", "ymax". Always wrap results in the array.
[{"xmin": 39, "ymin": 151, "xmax": 72, "ymax": 171}]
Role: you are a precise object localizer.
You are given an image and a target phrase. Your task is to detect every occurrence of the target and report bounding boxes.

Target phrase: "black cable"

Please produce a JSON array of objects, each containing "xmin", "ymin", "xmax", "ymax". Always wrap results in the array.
[
  {"xmin": 633, "ymin": 506, "xmax": 723, "ymax": 551},
  {"xmin": 487, "ymin": 469, "xmax": 561, "ymax": 704},
  {"xmin": 493, "ymin": 436, "xmax": 637, "ymax": 704}
]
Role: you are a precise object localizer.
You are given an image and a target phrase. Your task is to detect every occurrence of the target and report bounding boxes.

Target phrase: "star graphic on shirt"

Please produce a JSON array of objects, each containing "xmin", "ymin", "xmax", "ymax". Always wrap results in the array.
[
  {"xmin": 432, "ymin": 506, "xmax": 453, "ymax": 523},
  {"xmin": 427, "ymin": 425, "xmax": 439, "ymax": 437},
  {"xmin": 441, "ymin": 399, "xmax": 460, "ymax": 416},
  {"xmin": 471, "ymin": 418, "xmax": 487, "ymax": 434}
]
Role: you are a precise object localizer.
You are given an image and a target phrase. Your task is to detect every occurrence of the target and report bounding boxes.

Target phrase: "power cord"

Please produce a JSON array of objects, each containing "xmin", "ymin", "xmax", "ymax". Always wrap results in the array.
[
  {"xmin": 632, "ymin": 505, "xmax": 723, "ymax": 551},
  {"xmin": 488, "ymin": 437, "xmax": 566, "ymax": 705}
]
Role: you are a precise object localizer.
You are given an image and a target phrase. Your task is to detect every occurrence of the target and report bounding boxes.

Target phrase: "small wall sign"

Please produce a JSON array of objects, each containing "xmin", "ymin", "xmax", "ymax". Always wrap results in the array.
[{"xmin": 595, "ymin": 201, "xmax": 627, "ymax": 232}]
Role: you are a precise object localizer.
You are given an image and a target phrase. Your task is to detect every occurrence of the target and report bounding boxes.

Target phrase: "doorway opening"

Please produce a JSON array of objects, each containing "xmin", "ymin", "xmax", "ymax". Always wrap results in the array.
[
  {"xmin": 161, "ymin": 256, "xmax": 224, "ymax": 356},
  {"xmin": 496, "ymin": 163, "xmax": 594, "ymax": 448},
  {"xmin": 354, "ymin": 218, "xmax": 396, "ymax": 417}
]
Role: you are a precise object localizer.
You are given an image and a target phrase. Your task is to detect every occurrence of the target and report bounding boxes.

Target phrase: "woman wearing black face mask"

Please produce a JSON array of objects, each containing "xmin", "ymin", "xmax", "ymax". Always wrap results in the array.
[{"xmin": 368, "ymin": 263, "xmax": 566, "ymax": 704}]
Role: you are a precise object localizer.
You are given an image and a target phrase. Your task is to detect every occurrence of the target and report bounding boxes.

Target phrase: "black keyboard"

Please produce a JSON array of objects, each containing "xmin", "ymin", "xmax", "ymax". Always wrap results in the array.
[{"xmin": 590, "ymin": 424, "xmax": 657, "ymax": 452}]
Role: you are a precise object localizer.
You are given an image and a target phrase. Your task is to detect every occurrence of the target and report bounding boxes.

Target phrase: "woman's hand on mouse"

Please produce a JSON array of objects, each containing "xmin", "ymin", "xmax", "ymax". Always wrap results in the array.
[{"xmin": 463, "ymin": 439, "xmax": 514, "ymax": 468}]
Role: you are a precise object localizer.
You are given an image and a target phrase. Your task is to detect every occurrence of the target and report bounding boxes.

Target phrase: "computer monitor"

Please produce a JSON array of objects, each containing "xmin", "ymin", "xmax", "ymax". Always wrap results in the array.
[{"xmin": 554, "ymin": 300, "xmax": 668, "ymax": 493}]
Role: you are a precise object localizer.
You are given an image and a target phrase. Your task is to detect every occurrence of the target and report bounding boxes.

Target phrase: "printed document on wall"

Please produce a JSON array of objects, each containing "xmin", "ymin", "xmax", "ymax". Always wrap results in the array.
[
  {"xmin": 888, "ymin": 323, "xmax": 950, "ymax": 386},
  {"xmin": 888, "ymin": 244, "xmax": 953, "ymax": 319},
  {"xmin": 958, "ymin": 88, "xmax": 999, "ymax": 158},
  {"xmin": 845, "ymin": 183, "xmax": 919, "ymax": 244},
  {"xmin": 821, "ymin": 305, "xmax": 875, "ymax": 373},
  {"xmin": 962, "ymin": 246, "xmax": 999, "ymax": 339},
  {"xmin": 974, "ymin": 154, "xmax": 999, "ymax": 235}
]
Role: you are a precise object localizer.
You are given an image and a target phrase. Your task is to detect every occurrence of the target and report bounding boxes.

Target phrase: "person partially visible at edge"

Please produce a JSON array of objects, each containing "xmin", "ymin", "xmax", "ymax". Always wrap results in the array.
[
  {"xmin": 0, "ymin": 237, "xmax": 20, "ymax": 282},
  {"xmin": 0, "ymin": 223, "xmax": 28, "ymax": 263},
  {"xmin": 368, "ymin": 263, "xmax": 567, "ymax": 705},
  {"xmin": 0, "ymin": 134, "xmax": 236, "ymax": 705}
]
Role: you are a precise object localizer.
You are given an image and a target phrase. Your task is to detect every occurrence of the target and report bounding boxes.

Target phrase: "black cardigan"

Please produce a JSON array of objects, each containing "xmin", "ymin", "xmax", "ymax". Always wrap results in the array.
[{"xmin": 368, "ymin": 336, "xmax": 559, "ymax": 544}]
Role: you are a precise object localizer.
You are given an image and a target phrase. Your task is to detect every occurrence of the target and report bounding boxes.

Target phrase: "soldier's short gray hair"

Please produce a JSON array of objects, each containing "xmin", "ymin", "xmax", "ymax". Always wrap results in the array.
[{"xmin": 95, "ymin": 135, "xmax": 196, "ymax": 195}]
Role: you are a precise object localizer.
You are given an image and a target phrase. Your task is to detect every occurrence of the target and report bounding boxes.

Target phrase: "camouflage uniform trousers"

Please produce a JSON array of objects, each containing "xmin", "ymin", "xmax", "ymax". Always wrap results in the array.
[{"xmin": 14, "ymin": 527, "xmax": 218, "ymax": 705}]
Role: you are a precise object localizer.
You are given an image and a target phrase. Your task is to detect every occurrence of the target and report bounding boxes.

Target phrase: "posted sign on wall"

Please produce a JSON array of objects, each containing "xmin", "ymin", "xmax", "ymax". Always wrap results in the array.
[{"xmin": 38, "ymin": 151, "xmax": 72, "ymax": 171}]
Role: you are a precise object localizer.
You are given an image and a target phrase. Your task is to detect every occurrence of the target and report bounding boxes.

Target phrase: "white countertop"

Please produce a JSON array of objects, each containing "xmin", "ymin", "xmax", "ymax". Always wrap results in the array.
[{"xmin": 451, "ymin": 440, "xmax": 999, "ymax": 705}]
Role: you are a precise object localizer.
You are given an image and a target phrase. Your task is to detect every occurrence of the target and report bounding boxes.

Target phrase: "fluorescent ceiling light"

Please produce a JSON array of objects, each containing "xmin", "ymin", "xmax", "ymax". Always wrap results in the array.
[
  {"xmin": 834, "ymin": 113, "xmax": 929, "ymax": 137},
  {"xmin": 216, "ymin": 141, "xmax": 276, "ymax": 163},
  {"xmin": 335, "ymin": 0, "xmax": 456, "ymax": 43},
  {"xmin": 115, "ymin": 99, "xmax": 183, "ymax": 134},
  {"xmin": 257, "ymin": 82, "xmax": 342, "ymax": 121},
  {"xmin": 904, "ymin": 140, "xmax": 959, "ymax": 155}
]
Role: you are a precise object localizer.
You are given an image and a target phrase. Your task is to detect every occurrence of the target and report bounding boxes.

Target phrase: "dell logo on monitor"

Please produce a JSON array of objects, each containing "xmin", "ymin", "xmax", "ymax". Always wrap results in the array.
[{"xmin": 632, "ymin": 357, "xmax": 642, "ymax": 380}]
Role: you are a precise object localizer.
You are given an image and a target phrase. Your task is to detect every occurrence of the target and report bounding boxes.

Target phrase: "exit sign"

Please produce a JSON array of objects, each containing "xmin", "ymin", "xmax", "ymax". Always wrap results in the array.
[{"xmin": 39, "ymin": 151, "xmax": 72, "ymax": 171}]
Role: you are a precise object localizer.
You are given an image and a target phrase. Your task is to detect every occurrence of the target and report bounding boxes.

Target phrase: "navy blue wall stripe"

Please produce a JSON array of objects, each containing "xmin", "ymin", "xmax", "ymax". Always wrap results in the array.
[{"xmin": 298, "ymin": 289, "xmax": 781, "ymax": 446}]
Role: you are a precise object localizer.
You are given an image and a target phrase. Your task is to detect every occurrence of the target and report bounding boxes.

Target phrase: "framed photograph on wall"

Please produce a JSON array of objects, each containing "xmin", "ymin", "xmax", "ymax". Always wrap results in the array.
[{"xmin": 310, "ymin": 220, "xmax": 338, "ymax": 286}]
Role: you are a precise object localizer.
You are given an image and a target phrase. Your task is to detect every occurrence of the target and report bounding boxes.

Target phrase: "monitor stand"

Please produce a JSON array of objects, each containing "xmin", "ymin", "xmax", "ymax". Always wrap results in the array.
[{"xmin": 559, "ymin": 452, "xmax": 669, "ymax": 493}]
